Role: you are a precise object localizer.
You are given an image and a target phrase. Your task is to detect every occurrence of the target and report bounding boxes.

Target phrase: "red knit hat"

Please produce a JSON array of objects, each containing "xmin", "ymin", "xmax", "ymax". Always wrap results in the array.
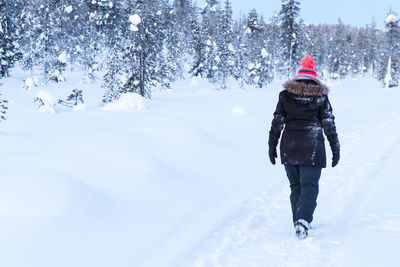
[
  {"xmin": 294, "ymin": 55, "xmax": 322, "ymax": 85},
  {"xmin": 298, "ymin": 55, "xmax": 317, "ymax": 77}
]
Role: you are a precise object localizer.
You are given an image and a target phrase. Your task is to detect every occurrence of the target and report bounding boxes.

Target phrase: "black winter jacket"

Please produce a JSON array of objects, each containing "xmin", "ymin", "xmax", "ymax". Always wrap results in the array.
[{"xmin": 268, "ymin": 80, "xmax": 340, "ymax": 168}]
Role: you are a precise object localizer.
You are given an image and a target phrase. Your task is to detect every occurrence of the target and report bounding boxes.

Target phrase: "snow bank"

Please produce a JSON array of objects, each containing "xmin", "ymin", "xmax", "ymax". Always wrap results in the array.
[
  {"xmin": 102, "ymin": 93, "xmax": 146, "ymax": 112},
  {"xmin": 72, "ymin": 103, "xmax": 86, "ymax": 111},
  {"xmin": 3, "ymin": 68, "xmax": 400, "ymax": 267},
  {"xmin": 0, "ymin": 170, "xmax": 106, "ymax": 217},
  {"xmin": 25, "ymin": 77, "xmax": 34, "ymax": 90},
  {"xmin": 35, "ymin": 90, "xmax": 56, "ymax": 113}
]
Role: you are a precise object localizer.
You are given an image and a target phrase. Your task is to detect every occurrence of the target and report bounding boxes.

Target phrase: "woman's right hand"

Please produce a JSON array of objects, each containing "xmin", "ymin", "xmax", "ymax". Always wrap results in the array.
[{"xmin": 332, "ymin": 151, "xmax": 340, "ymax": 167}]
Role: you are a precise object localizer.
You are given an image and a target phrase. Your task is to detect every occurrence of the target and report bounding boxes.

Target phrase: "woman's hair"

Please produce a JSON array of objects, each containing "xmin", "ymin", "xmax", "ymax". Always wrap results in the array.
[{"xmin": 296, "ymin": 79, "xmax": 318, "ymax": 86}]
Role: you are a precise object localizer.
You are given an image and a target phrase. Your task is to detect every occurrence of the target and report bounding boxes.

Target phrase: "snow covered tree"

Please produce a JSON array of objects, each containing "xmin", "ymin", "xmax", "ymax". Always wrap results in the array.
[
  {"xmin": 190, "ymin": 2, "xmax": 206, "ymax": 77},
  {"xmin": 230, "ymin": 15, "xmax": 247, "ymax": 85},
  {"xmin": 200, "ymin": 0, "xmax": 221, "ymax": 82},
  {"xmin": 242, "ymin": 9, "xmax": 262, "ymax": 85},
  {"xmin": 102, "ymin": 44, "xmax": 124, "ymax": 103},
  {"xmin": 328, "ymin": 18, "xmax": 352, "ymax": 78},
  {"xmin": 30, "ymin": 1, "xmax": 67, "ymax": 83},
  {"xmin": 173, "ymin": 0, "xmax": 194, "ymax": 52},
  {"xmin": 241, "ymin": 9, "xmax": 273, "ymax": 87},
  {"xmin": 120, "ymin": 0, "xmax": 165, "ymax": 98},
  {"xmin": 58, "ymin": 0, "xmax": 84, "ymax": 68},
  {"xmin": 102, "ymin": 0, "xmax": 125, "ymax": 48},
  {"xmin": 19, "ymin": 0, "xmax": 41, "ymax": 74},
  {"xmin": 279, "ymin": 0, "xmax": 301, "ymax": 78},
  {"xmin": 164, "ymin": 2, "xmax": 186, "ymax": 83},
  {"xmin": 299, "ymin": 24, "xmax": 329, "ymax": 78},
  {"xmin": 382, "ymin": 11, "xmax": 400, "ymax": 88},
  {"xmin": 216, "ymin": 0, "xmax": 235, "ymax": 88},
  {"xmin": 153, "ymin": 0, "xmax": 173, "ymax": 89},
  {"xmin": 256, "ymin": 46, "xmax": 274, "ymax": 87},
  {"xmin": 173, "ymin": 0, "xmax": 192, "ymax": 24},
  {"xmin": 0, "ymin": 0, "xmax": 20, "ymax": 78},
  {"xmin": 164, "ymin": 0, "xmax": 199, "ymax": 82},
  {"xmin": 58, "ymin": 89, "xmax": 84, "ymax": 107},
  {"xmin": 77, "ymin": 0, "xmax": 103, "ymax": 82},
  {"xmin": 365, "ymin": 18, "xmax": 381, "ymax": 77},
  {"xmin": 264, "ymin": 12, "xmax": 284, "ymax": 78},
  {"xmin": 353, "ymin": 25, "xmax": 374, "ymax": 75},
  {"xmin": 7, "ymin": 0, "xmax": 400, "ymax": 90}
]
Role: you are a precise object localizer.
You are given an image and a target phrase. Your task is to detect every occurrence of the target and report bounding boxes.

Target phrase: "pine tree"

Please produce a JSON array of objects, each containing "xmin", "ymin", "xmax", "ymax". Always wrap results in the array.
[
  {"xmin": 155, "ymin": 0, "xmax": 173, "ymax": 89},
  {"xmin": 383, "ymin": 10, "xmax": 400, "ymax": 88},
  {"xmin": 120, "ymin": 0, "xmax": 165, "ymax": 98},
  {"xmin": 0, "ymin": 0, "xmax": 20, "ymax": 78},
  {"xmin": 308, "ymin": 24, "xmax": 335, "ymax": 78},
  {"xmin": 265, "ymin": 12, "xmax": 283, "ymax": 78},
  {"xmin": 242, "ymin": 9, "xmax": 273, "ymax": 87},
  {"xmin": 200, "ymin": 0, "xmax": 220, "ymax": 82},
  {"xmin": 190, "ymin": 2, "xmax": 206, "ymax": 77},
  {"xmin": 279, "ymin": 0, "xmax": 301, "ymax": 78},
  {"xmin": 243, "ymin": 9, "xmax": 262, "ymax": 85},
  {"xmin": 32, "ymin": 0, "xmax": 66, "ymax": 83},
  {"xmin": 104, "ymin": 0, "xmax": 124, "ymax": 48},
  {"xmin": 173, "ymin": 0, "xmax": 194, "ymax": 51},
  {"xmin": 354, "ymin": 26, "xmax": 371, "ymax": 75},
  {"xmin": 58, "ymin": 89, "xmax": 84, "ymax": 107},
  {"xmin": 165, "ymin": 2, "xmax": 185, "ymax": 83},
  {"xmin": 216, "ymin": 0, "xmax": 235, "ymax": 88},
  {"xmin": 174, "ymin": 0, "xmax": 192, "ymax": 24},
  {"xmin": 231, "ymin": 15, "xmax": 247, "ymax": 86},
  {"xmin": 345, "ymin": 28, "xmax": 358, "ymax": 76},
  {"xmin": 78, "ymin": 0, "xmax": 103, "ymax": 83},
  {"xmin": 328, "ymin": 18, "xmax": 351, "ymax": 78},
  {"xmin": 58, "ymin": 0, "xmax": 85, "ymax": 68},
  {"xmin": 366, "ymin": 18, "xmax": 380, "ymax": 77},
  {"xmin": 19, "ymin": 0, "xmax": 40, "ymax": 74},
  {"xmin": 102, "ymin": 44, "xmax": 124, "ymax": 103},
  {"xmin": 6, "ymin": 0, "xmax": 400, "ymax": 90}
]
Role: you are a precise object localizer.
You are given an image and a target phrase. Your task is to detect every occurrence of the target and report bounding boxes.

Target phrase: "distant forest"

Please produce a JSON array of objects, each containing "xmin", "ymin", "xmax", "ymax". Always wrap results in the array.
[{"xmin": 0, "ymin": 0, "xmax": 399, "ymax": 101}]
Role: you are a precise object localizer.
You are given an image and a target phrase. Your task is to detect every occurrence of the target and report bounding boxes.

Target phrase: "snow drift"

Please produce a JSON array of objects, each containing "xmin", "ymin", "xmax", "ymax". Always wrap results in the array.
[{"xmin": 102, "ymin": 93, "xmax": 147, "ymax": 112}]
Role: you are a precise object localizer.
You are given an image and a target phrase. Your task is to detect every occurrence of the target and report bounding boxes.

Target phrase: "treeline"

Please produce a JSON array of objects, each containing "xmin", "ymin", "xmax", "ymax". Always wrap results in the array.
[{"xmin": 0, "ymin": 0, "xmax": 399, "ymax": 102}]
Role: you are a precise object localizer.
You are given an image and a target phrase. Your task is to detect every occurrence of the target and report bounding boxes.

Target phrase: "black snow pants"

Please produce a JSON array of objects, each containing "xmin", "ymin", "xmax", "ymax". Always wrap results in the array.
[{"xmin": 284, "ymin": 165, "xmax": 322, "ymax": 224}]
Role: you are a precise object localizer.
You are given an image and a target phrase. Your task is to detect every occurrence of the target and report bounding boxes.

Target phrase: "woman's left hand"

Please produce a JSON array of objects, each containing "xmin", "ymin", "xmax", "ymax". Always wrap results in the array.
[{"xmin": 269, "ymin": 147, "xmax": 277, "ymax": 165}]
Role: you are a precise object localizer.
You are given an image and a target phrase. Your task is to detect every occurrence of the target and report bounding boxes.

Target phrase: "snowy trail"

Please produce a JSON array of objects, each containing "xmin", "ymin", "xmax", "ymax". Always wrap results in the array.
[
  {"xmin": 178, "ymin": 82, "xmax": 400, "ymax": 266},
  {"xmin": 1, "ymin": 73, "xmax": 400, "ymax": 267}
]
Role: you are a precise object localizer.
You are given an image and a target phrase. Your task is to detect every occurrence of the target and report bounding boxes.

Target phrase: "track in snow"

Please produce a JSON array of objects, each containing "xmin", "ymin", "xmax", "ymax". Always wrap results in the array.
[{"xmin": 179, "ymin": 87, "xmax": 400, "ymax": 267}]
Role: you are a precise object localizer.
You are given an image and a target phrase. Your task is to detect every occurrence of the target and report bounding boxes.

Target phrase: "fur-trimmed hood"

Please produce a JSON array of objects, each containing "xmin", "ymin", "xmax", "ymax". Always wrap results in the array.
[{"xmin": 284, "ymin": 80, "xmax": 329, "ymax": 96}]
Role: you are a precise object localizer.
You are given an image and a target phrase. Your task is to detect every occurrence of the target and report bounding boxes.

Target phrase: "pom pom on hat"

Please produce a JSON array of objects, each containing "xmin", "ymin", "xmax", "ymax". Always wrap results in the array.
[{"xmin": 300, "ymin": 55, "xmax": 315, "ymax": 71}]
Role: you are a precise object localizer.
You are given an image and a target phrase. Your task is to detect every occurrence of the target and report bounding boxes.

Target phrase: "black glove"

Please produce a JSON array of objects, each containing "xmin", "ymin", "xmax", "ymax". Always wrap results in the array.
[
  {"xmin": 269, "ymin": 146, "xmax": 277, "ymax": 165},
  {"xmin": 332, "ymin": 151, "xmax": 340, "ymax": 167}
]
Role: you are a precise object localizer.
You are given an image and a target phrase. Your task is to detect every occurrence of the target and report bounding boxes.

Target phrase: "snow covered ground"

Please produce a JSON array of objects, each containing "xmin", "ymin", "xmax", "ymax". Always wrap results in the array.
[{"xmin": 0, "ymin": 69, "xmax": 399, "ymax": 267}]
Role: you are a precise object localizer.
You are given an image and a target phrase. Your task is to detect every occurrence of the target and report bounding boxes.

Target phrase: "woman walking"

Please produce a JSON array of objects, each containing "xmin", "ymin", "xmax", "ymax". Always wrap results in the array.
[{"xmin": 268, "ymin": 55, "xmax": 340, "ymax": 239}]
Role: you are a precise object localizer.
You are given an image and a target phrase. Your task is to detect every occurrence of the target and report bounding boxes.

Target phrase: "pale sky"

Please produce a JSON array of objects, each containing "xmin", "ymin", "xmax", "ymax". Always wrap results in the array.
[{"xmin": 197, "ymin": 0, "xmax": 400, "ymax": 27}]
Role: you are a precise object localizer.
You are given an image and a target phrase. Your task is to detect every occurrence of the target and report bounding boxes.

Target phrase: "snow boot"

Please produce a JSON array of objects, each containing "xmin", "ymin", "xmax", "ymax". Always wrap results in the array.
[{"xmin": 294, "ymin": 219, "xmax": 310, "ymax": 239}]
